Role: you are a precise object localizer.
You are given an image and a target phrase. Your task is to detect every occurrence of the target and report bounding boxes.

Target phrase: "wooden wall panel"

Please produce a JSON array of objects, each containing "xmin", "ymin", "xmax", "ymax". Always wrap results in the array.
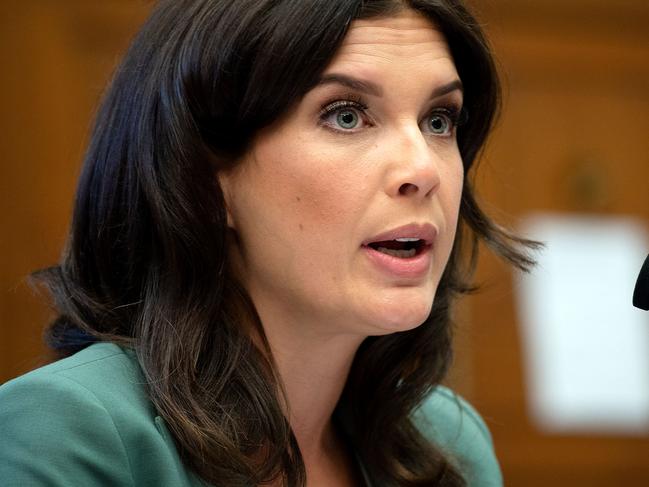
[
  {"xmin": 0, "ymin": 1, "xmax": 152, "ymax": 381},
  {"xmin": 453, "ymin": 1, "xmax": 649, "ymax": 485},
  {"xmin": 1, "ymin": 1, "xmax": 647, "ymax": 485}
]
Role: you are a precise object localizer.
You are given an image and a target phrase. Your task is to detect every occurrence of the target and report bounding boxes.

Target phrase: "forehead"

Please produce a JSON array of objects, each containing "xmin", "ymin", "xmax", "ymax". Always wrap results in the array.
[{"xmin": 326, "ymin": 10, "xmax": 456, "ymax": 75}]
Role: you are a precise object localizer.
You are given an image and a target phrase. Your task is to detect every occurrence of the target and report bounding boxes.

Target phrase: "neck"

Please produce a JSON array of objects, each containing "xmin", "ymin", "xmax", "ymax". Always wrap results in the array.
[
  {"xmin": 265, "ymin": 331, "xmax": 364, "ymax": 487},
  {"xmin": 268, "ymin": 325, "xmax": 363, "ymax": 460},
  {"xmin": 245, "ymin": 297, "xmax": 365, "ymax": 463}
]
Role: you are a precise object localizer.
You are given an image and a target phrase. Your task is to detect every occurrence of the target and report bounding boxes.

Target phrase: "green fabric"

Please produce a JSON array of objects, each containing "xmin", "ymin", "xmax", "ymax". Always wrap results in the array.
[
  {"xmin": 0, "ymin": 342, "xmax": 502, "ymax": 486},
  {"xmin": 412, "ymin": 387, "xmax": 503, "ymax": 487}
]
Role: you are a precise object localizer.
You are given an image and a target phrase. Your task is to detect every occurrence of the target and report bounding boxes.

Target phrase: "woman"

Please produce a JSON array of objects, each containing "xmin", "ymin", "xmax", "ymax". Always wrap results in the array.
[{"xmin": 0, "ymin": 0, "xmax": 536, "ymax": 485}]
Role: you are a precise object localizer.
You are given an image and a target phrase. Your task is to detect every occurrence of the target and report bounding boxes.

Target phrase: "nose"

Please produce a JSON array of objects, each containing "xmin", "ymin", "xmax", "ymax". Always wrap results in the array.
[{"xmin": 385, "ymin": 125, "xmax": 441, "ymax": 199}]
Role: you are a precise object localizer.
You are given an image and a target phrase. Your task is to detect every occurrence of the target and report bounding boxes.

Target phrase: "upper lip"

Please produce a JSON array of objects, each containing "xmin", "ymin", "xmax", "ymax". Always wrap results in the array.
[{"xmin": 362, "ymin": 223, "xmax": 438, "ymax": 246}]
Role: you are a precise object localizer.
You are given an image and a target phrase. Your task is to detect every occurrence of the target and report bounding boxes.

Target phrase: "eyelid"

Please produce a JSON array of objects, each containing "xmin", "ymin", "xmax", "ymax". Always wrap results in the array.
[{"xmin": 318, "ymin": 93, "xmax": 368, "ymax": 116}]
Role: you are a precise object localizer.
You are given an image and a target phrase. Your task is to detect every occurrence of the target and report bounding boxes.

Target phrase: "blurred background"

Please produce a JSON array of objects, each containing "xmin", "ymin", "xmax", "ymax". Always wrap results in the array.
[{"xmin": 1, "ymin": 1, "xmax": 648, "ymax": 485}]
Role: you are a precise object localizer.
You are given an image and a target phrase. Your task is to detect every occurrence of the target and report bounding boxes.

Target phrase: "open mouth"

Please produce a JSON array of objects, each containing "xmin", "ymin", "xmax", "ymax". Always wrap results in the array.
[{"xmin": 365, "ymin": 238, "xmax": 428, "ymax": 258}]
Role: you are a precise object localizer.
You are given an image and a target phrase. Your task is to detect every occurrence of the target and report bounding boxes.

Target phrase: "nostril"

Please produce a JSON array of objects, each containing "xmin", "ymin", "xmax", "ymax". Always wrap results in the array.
[{"xmin": 398, "ymin": 183, "xmax": 418, "ymax": 195}]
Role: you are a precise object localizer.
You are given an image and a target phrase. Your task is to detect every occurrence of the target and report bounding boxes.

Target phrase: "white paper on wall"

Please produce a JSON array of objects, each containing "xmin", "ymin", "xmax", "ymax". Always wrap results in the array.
[{"xmin": 516, "ymin": 213, "xmax": 649, "ymax": 434}]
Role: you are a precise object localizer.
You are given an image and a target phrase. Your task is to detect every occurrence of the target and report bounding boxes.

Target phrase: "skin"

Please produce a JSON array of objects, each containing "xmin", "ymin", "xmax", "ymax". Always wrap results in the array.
[{"xmin": 219, "ymin": 9, "xmax": 464, "ymax": 486}]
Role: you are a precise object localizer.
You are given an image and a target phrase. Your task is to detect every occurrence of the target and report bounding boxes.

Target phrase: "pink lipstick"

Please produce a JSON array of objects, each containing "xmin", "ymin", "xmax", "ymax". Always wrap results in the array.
[{"xmin": 361, "ymin": 223, "xmax": 437, "ymax": 278}]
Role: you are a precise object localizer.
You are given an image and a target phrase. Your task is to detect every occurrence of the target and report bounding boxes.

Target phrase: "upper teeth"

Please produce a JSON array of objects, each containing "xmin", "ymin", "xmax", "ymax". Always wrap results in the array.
[{"xmin": 395, "ymin": 238, "xmax": 420, "ymax": 242}]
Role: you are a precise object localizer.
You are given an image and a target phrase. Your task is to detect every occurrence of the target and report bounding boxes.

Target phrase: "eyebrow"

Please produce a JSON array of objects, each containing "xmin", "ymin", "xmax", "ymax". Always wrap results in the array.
[{"xmin": 316, "ymin": 74, "xmax": 463, "ymax": 99}]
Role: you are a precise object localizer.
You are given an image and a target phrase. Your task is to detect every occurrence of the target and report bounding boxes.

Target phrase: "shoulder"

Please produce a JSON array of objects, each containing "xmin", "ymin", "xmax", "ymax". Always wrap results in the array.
[
  {"xmin": 411, "ymin": 386, "xmax": 504, "ymax": 487},
  {"xmin": 0, "ymin": 342, "xmax": 200, "ymax": 486},
  {"xmin": 1, "ymin": 342, "xmax": 148, "ymax": 408},
  {"xmin": 0, "ymin": 342, "xmax": 152, "ymax": 432}
]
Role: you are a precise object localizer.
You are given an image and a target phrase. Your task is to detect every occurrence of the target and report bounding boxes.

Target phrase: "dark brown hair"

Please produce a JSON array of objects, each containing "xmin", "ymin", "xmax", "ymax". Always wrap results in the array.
[{"xmin": 34, "ymin": 0, "xmax": 538, "ymax": 485}]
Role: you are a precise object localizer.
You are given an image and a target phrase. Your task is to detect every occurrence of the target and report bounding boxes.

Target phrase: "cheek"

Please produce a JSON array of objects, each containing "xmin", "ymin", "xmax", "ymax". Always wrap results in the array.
[
  {"xmin": 445, "ymin": 155, "xmax": 464, "ymax": 219},
  {"xmin": 294, "ymin": 175, "xmax": 366, "ymax": 235},
  {"xmin": 255, "ymin": 141, "xmax": 369, "ymax": 234},
  {"xmin": 436, "ymin": 156, "xmax": 464, "ymax": 262}
]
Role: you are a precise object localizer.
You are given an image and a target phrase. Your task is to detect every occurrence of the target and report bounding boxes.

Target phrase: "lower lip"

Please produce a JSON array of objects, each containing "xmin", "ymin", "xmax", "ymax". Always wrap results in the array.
[{"xmin": 362, "ymin": 245, "xmax": 432, "ymax": 279}]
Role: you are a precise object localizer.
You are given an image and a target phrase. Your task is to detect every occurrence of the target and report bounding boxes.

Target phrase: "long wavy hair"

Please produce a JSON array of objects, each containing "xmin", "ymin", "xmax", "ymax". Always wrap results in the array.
[{"xmin": 33, "ymin": 0, "xmax": 538, "ymax": 485}]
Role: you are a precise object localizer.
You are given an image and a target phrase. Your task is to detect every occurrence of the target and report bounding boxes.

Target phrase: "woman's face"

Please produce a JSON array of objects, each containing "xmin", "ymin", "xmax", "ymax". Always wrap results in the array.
[{"xmin": 219, "ymin": 10, "xmax": 464, "ymax": 337}]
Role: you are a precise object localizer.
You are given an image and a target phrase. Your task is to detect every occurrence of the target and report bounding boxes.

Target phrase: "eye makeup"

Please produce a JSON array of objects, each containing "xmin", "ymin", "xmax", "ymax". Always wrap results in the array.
[{"xmin": 314, "ymin": 90, "xmax": 466, "ymax": 137}]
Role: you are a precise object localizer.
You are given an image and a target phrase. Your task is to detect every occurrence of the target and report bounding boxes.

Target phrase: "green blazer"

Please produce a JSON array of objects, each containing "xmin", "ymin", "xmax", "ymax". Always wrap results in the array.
[{"xmin": 0, "ymin": 342, "xmax": 503, "ymax": 486}]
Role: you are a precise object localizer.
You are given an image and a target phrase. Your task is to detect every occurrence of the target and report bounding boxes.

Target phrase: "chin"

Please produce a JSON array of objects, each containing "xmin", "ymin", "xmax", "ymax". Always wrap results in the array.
[{"xmin": 366, "ymin": 288, "xmax": 436, "ymax": 335}]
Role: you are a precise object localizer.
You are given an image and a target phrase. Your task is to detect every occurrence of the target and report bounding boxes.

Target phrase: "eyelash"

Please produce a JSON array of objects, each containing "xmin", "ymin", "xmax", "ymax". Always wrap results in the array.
[
  {"xmin": 317, "ymin": 94, "xmax": 368, "ymax": 127},
  {"xmin": 317, "ymin": 94, "xmax": 467, "ymax": 136}
]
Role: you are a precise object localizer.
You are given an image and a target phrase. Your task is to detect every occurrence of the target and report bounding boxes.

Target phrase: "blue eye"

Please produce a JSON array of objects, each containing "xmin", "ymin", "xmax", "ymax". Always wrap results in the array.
[
  {"xmin": 319, "ymin": 98, "xmax": 369, "ymax": 132},
  {"xmin": 336, "ymin": 109, "xmax": 360, "ymax": 129},
  {"xmin": 424, "ymin": 106, "xmax": 465, "ymax": 137},
  {"xmin": 428, "ymin": 114, "xmax": 451, "ymax": 135}
]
